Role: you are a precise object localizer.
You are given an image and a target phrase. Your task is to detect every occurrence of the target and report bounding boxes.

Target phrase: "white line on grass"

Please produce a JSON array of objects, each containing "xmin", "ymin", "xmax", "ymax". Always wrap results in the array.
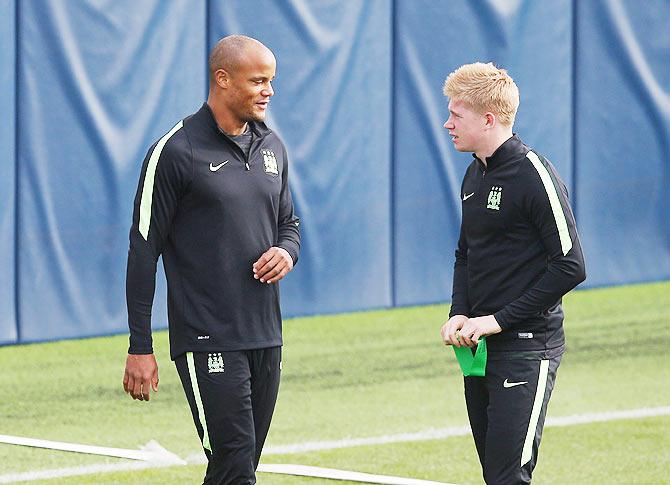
[
  {"xmin": 0, "ymin": 436, "xmax": 185, "ymax": 464},
  {"xmin": 0, "ymin": 463, "xmax": 454, "ymax": 485},
  {"xmin": 257, "ymin": 464, "xmax": 456, "ymax": 485},
  {"xmin": 256, "ymin": 406, "xmax": 670, "ymax": 456},
  {"xmin": 0, "ymin": 462, "xmax": 175, "ymax": 484},
  {"xmin": 1, "ymin": 406, "xmax": 669, "ymax": 483}
]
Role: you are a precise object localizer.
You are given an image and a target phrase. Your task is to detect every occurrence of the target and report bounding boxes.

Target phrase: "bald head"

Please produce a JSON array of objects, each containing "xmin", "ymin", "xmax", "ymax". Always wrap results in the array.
[
  {"xmin": 209, "ymin": 35, "xmax": 273, "ymax": 84},
  {"xmin": 206, "ymin": 35, "xmax": 276, "ymax": 133}
]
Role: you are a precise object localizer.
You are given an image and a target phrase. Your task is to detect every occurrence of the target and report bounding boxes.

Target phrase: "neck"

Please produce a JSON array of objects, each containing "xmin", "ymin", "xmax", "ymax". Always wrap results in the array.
[
  {"xmin": 475, "ymin": 129, "xmax": 513, "ymax": 166},
  {"xmin": 206, "ymin": 96, "xmax": 248, "ymax": 136}
]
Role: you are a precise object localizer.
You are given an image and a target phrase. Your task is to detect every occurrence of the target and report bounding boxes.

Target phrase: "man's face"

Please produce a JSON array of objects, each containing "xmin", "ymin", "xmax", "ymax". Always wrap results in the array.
[
  {"xmin": 443, "ymin": 99, "xmax": 487, "ymax": 153},
  {"xmin": 225, "ymin": 48, "xmax": 276, "ymax": 123}
]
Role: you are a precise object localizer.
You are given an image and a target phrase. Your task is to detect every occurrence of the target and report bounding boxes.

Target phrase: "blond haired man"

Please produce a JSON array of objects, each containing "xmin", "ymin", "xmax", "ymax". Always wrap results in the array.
[{"xmin": 440, "ymin": 63, "xmax": 585, "ymax": 484}]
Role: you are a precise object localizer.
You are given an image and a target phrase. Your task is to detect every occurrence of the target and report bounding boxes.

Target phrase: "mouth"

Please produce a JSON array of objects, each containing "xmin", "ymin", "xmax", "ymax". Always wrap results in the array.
[{"xmin": 256, "ymin": 101, "xmax": 269, "ymax": 110}]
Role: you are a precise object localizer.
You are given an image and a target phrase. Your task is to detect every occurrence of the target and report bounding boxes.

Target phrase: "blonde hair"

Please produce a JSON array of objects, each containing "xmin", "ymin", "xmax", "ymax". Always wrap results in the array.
[{"xmin": 443, "ymin": 62, "xmax": 519, "ymax": 127}]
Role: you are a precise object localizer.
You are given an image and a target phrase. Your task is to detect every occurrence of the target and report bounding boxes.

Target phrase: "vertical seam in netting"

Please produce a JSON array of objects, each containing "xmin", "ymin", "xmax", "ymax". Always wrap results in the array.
[
  {"xmin": 13, "ymin": 0, "xmax": 21, "ymax": 342},
  {"xmin": 389, "ymin": 0, "xmax": 397, "ymax": 307},
  {"xmin": 570, "ymin": 0, "xmax": 578, "ymax": 221}
]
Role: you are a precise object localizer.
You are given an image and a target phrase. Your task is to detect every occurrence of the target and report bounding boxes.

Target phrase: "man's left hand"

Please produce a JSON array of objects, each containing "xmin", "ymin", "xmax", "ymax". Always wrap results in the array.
[
  {"xmin": 253, "ymin": 247, "xmax": 293, "ymax": 284},
  {"xmin": 457, "ymin": 315, "xmax": 502, "ymax": 347}
]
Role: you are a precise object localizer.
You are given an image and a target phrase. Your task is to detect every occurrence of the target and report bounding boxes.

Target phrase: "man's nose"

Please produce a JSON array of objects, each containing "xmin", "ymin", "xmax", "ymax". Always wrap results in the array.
[{"xmin": 263, "ymin": 83, "xmax": 274, "ymax": 97}]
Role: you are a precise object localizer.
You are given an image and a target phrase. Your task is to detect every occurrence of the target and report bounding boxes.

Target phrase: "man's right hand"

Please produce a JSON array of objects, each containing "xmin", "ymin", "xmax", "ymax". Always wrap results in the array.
[
  {"xmin": 440, "ymin": 314, "xmax": 469, "ymax": 347},
  {"xmin": 123, "ymin": 354, "xmax": 159, "ymax": 401}
]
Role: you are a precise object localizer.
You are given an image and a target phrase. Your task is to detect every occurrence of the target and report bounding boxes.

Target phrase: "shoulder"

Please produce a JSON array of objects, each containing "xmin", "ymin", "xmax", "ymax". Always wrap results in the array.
[
  {"xmin": 151, "ymin": 120, "xmax": 191, "ymax": 162},
  {"xmin": 517, "ymin": 149, "xmax": 570, "ymax": 210},
  {"xmin": 518, "ymin": 149, "xmax": 563, "ymax": 186},
  {"xmin": 139, "ymin": 120, "xmax": 192, "ymax": 181}
]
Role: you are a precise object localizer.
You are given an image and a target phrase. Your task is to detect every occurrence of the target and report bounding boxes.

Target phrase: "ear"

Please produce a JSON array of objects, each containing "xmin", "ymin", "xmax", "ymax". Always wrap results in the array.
[
  {"xmin": 484, "ymin": 112, "xmax": 496, "ymax": 129},
  {"xmin": 215, "ymin": 69, "xmax": 229, "ymax": 89}
]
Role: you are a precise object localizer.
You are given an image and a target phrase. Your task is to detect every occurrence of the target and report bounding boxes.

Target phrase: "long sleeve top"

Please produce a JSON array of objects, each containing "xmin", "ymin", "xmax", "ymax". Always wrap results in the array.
[
  {"xmin": 126, "ymin": 103, "xmax": 300, "ymax": 359},
  {"xmin": 449, "ymin": 135, "xmax": 585, "ymax": 352}
]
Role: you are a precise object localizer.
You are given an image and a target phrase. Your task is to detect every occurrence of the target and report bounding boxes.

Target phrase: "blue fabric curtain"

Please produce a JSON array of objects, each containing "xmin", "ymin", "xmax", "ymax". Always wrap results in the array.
[
  {"xmin": 16, "ymin": 0, "xmax": 206, "ymax": 341},
  {"xmin": 393, "ymin": 0, "xmax": 573, "ymax": 306},
  {"xmin": 1, "ymin": 0, "xmax": 668, "ymax": 344},
  {"xmin": 574, "ymin": 0, "xmax": 670, "ymax": 286},
  {"xmin": 208, "ymin": 0, "xmax": 394, "ymax": 315},
  {"xmin": 0, "ymin": 0, "xmax": 16, "ymax": 343}
]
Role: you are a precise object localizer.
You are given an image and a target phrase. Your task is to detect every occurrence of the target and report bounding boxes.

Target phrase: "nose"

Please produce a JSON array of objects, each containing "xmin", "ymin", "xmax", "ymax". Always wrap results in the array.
[
  {"xmin": 262, "ymin": 82, "xmax": 274, "ymax": 97},
  {"xmin": 444, "ymin": 119, "xmax": 452, "ymax": 130}
]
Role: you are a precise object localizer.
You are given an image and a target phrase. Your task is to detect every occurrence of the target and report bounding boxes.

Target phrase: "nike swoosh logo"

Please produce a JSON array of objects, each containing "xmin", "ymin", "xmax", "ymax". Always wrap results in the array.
[
  {"xmin": 462, "ymin": 192, "xmax": 475, "ymax": 201},
  {"xmin": 503, "ymin": 379, "xmax": 528, "ymax": 388},
  {"xmin": 209, "ymin": 160, "xmax": 229, "ymax": 172}
]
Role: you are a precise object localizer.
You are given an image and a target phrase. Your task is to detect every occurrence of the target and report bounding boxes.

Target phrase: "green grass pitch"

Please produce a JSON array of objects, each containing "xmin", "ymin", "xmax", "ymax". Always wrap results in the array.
[{"xmin": 0, "ymin": 281, "xmax": 669, "ymax": 484}]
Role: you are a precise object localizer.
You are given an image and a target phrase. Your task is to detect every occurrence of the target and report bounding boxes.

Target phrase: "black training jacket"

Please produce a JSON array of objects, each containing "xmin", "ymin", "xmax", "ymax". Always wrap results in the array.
[
  {"xmin": 126, "ymin": 103, "xmax": 300, "ymax": 360},
  {"xmin": 449, "ymin": 135, "xmax": 586, "ymax": 353}
]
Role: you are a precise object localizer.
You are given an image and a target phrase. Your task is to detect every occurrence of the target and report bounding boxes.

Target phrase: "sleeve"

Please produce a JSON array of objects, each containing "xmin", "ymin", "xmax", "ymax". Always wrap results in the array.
[
  {"xmin": 126, "ymin": 123, "xmax": 191, "ymax": 354},
  {"xmin": 493, "ymin": 152, "xmax": 586, "ymax": 329},
  {"xmin": 275, "ymin": 144, "xmax": 301, "ymax": 264},
  {"xmin": 448, "ymin": 223, "xmax": 470, "ymax": 318}
]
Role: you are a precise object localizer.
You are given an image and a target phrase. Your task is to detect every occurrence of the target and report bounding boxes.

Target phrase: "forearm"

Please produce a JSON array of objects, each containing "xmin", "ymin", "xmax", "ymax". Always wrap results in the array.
[
  {"xmin": 449, "ymin": 253, "xmax": 470, "ymax": 318},
  {"xmin": 126, "ymin": 245, "xmax": 157, "ymax": 354},
  {"xmin": 277, "ymin": 216, "xmax": 300, "ymax": 264},
  {"xmin": 494, "ymin": 251, "xmax": 585, "ymax": 329}
]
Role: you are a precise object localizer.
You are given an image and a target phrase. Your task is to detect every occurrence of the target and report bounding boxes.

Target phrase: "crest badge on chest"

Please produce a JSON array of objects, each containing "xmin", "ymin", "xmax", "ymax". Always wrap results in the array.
[
  {"xmin": 262, "ymin": 149, "xmax": 279, "ymax": 175},
  {"xmin": 486, "ymin": 185, "xmax": 503, "ymax": 211}
]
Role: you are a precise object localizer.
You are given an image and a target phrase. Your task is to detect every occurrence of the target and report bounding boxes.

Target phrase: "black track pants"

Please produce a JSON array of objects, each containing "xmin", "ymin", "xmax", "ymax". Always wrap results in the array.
[
  {"xmin": 464, "ymin": 355, "xmax": 561, "ymax": 485},
  {"xmin": 175, "ymin": 347, "xmax": 281, "ymax": 485}
]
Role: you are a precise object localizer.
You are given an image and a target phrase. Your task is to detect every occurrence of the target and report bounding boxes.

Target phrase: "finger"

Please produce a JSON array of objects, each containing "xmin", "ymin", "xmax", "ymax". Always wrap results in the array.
[
  {"xmin": 447, "ymin": 328, "xmax": 458, "ymax": 346},
  {"xmin": 257, "ymin": 254, "xmax": 283, "ymax": 282},
  {"xmin": 132, "ymin": 377, "xmax": 143, "ymax": 401},
  {"xmin": 473, "ymin": 327, "xmax": 487, "ymax": 344},
  {"xmin": 254, "ymin": 253, "xmax": 278, "ymax": 279},
  {"xmin": 459, "ymin": 326, "xmax": 474, "ymax": 347},
  {"xmin": 259, "ymin": 262, "xmax": 282, "ymax": 283},
  {"xmin": 265, "ymin": 265, "xmax": 290, "ymax": 284},
  {"xmin": 449, "ymin": 325, "xmax": 463, "ymax": 346},
  {"xmin": 152, "ymin": 369, "xmax": 159, "ymax": 392},
  {"xmin": 440, "ymin": 324, "xmax": 450, "ymax": 344},
  {"xmin": 142, "ymin": 378, "xmax": 151, "ymax": 401},
  {"xmin": 252, "ymin": 251, "xmax": 273, "ymax": 275},
  {"xmin": 253, "ymin": 249, "xmax": 272, "ymax": 267},
  {"xmin": 123, "ymin": 371, "xmax": 130, "ymax": 393}
]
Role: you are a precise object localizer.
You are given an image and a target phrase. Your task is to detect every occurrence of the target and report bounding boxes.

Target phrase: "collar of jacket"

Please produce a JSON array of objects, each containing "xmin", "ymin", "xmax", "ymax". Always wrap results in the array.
[
  {"xmin": 198, "ymin": 102, "xmax": 273, "ymax": 139},
  {"xmin": 473, "ymin": 134, "xmax": 528, "ymax": 171}
]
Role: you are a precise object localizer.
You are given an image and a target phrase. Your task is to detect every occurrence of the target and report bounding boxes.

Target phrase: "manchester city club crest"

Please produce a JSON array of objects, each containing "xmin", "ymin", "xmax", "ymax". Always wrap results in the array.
[
  {"xmin": 261, "ymin": 149, "xmax": 279, "ymax": 175},
  {"xmin": 207, "ymin": 352, "xmax": 225, "ymax": 373},
  {"xmin": 486, "ymin": 186, "xmax": 503, "ymax": 210}
]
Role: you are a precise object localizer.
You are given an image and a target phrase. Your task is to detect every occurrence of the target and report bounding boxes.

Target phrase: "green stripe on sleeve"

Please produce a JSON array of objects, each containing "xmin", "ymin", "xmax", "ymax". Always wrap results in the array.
[
  {"xmin": 138, "ymin": 120, "xmax": 183, "ymax": 240},
  {"xmin": 526, "ymin": 151, "xmax": 573, "ymax": 255}
]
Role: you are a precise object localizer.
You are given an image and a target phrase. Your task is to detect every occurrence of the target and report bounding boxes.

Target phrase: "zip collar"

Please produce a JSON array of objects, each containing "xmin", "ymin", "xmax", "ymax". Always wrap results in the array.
[
  {"xmin": 198, "ymin": 102, "xmax": 273, "ymax": 139},
  {"xmin": 473, "ymin": 134, "xmax": 528, "ymax": 171}
]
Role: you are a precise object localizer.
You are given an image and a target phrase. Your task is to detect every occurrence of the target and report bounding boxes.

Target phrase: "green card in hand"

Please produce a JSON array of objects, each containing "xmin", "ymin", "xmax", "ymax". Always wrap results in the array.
[{"xmin": 453, "ymin": 337, "xmax": 487, "ymax": 376}]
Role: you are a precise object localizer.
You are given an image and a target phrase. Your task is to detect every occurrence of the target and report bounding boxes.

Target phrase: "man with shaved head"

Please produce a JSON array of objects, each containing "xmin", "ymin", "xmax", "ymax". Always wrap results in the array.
[{"xmin": 123, "ymin": 35, "xmax": 300, "ymax": 484}]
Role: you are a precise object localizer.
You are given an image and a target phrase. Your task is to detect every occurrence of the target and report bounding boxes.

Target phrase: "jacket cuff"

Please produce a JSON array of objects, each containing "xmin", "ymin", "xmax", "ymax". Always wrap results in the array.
[
  {"xmin": 277, "ymin": 244, "xmax": 299, "ymax": 265},
  {"xmin": 128, "ymin": 334, "xmax": 153, "ymax": 355},
  {"xmin": 448, "ymin": 305, "xmax": 469, "ymax": 318},
  {"xmin": 493, "ymin": 310, "xmax": 512, "ymax": 330},
  {"xmin": 128, "ymin": 347, "xmax": 154, "ymax": 355}
]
